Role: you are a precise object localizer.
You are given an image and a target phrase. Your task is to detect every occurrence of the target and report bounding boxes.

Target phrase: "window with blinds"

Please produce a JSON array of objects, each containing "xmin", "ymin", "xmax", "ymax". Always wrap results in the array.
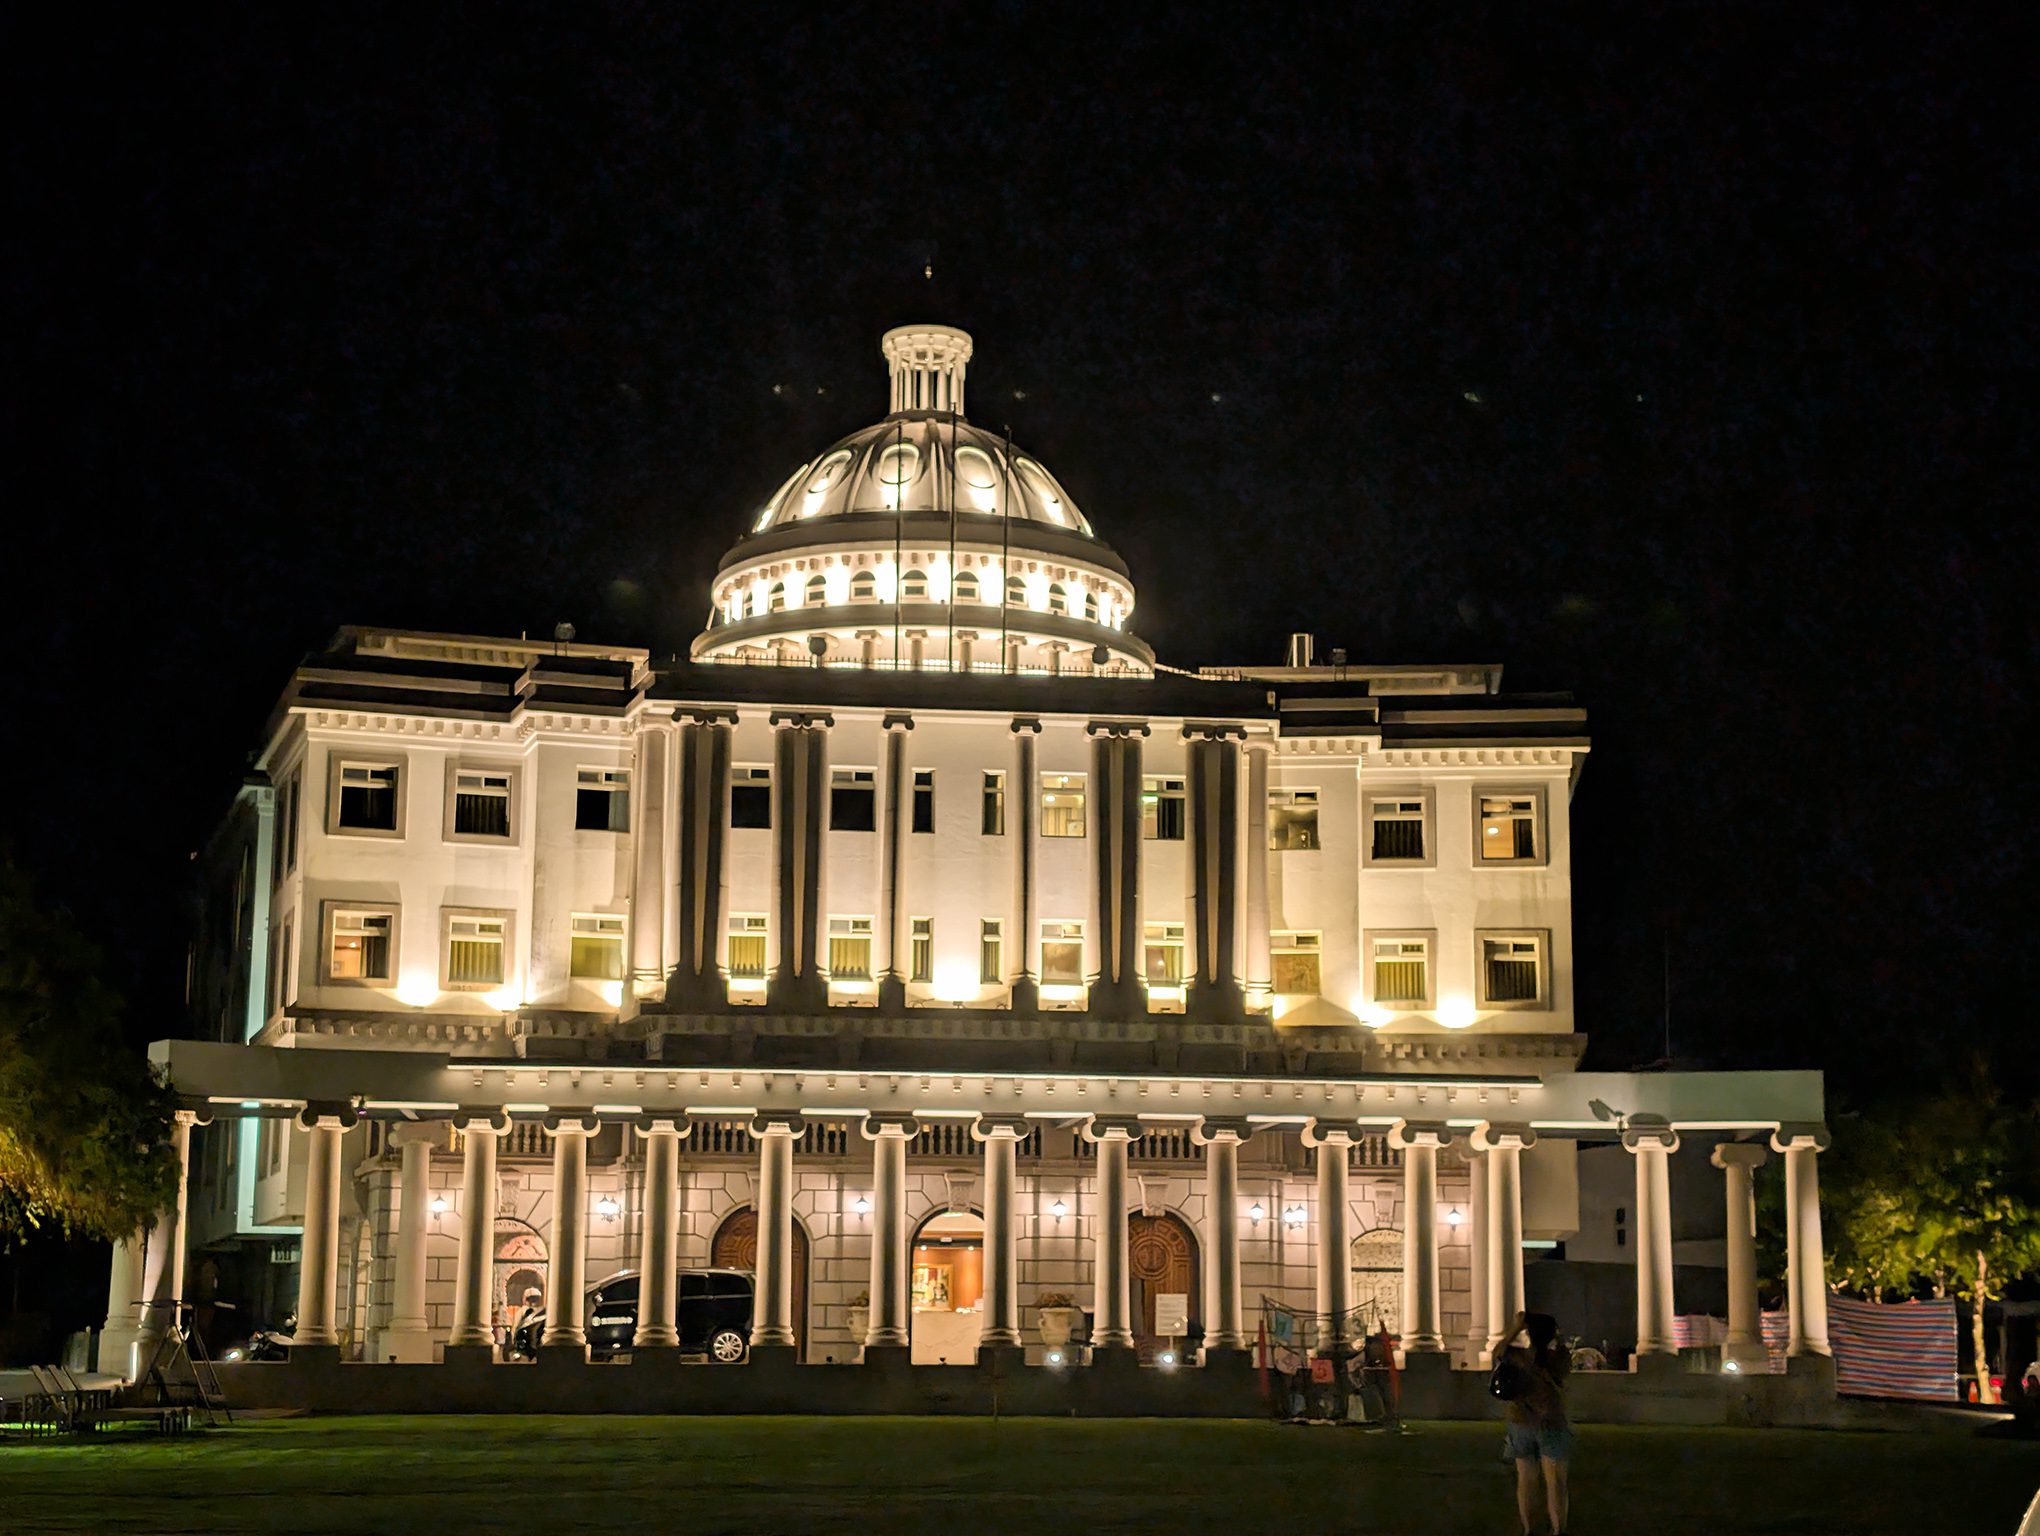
[
  {"xmin": 979, "ymin": 919, "xmax": 1003, "ymax": 984},
  {"xmin": 909, "ymin": 917, "xmax": 933, "ymax": 982},
  {"xmin": 726, "ymin": 916, "xmax": 767, "ymax": 979},
  {"xmin": 452, "ymin": 769, "xmax": 512, "ymax": 838},
  {"xmin": 328, "ymin": 908, "xmax": 393, "ymax": 982},
  {"xmin": 446, "ymin": 914, "xmax": 507, "ymax": 987},
  {"xmin": 1479, "ymin": 795, "xmax": 1538, "ymax": 861},
  {"xmin": 828, "ymin": 916, "xmax": 873, "ymax": 980},
  {"xmin": 1041, "ymin": 920, "xmax": 1085, "ymax": 984},
  {"xmin": 1271, "ymin": 931, "xmax": 1322, "ymax": 995},
  {"xmin": 1371, "ymin": 936, "xmax": 1429, "ymax": 1004},
  {"xmin": 1369, "ymin": 799, "xmax": 1425, "ymax": 860},
  {"xmin": 1040, "ymin": 773, "xmax": 1086, "ymax": 838},
  {"xmin": 570, "ymin": 914, "xmax": 626, "ymax": 980},
  {"xmin": 1483, "ymin": 936, "xmax": 1543, "ymax": 1003}
]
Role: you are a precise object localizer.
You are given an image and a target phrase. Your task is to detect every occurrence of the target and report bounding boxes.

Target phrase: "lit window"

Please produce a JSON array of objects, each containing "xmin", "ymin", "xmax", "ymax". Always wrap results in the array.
[
  {"xmin": 851, "ymin": 570, "xmax": 876, "ymax": 602},
  {"xmin": 570, "ymin": 914, "xmax": 626, "ymax": 981},
  {"xmin": 1084, "ymin": 591, "xmax": 1099, "ymax": 623},
  {"xmin": 1142, "ymin": 776, "xmax": 1185, "ymax": 840},
  {"xmin": 1371, "ymin": 936, "xmax": 1429, "ymax": 1005},
  {"xmin": 1268, "ymin": 789, "xmax": 1320, "ymax": 851},
  {"xmin": 1006, "ymin": 575, "xmax": 1025, "ymax": 606},
  {"xmin": 1048, "ymin": 582, "xmax": 1068, "ymax": 616},
  {"xmin": 576, "ymin": 769, "xmax": 629, "ymax": 832},
  {"xmin": 328, "ymin": 909, "xmax": 393, "ymax": 983},
  {"xmin": 731, "ymin": 766, "xmax": 771, "ymax": 829},
  {"xmin": 1271, "ymin": 931, "xmax": 1321, "ymax": 996},
  {"xmin": 768, "ymin": 581, "xmax": 786, "ymax": 612},
  {"xmin": 909, "ymin": 917, "xmax": 933, "ymax": 983},
  {"xmin": 831, "ymin": 768, "xmax": 876, "ymax": 831},
  {"xmin": 828, "ymin": 916, "xmax": 874, "ymax": 980},
  {"xmin": 451, "ymin": 769, "xmax": 512, "ymax": 839},
  {"xmin": 805, "ymin": 574, "xmax": 827, "ymax": 607},
  {"xmin": 902, "ymin": 568, "xmax": 928, "ymax": 601},
  {"xmin": 1480, "ymin": 795, "xmax": 1539, "ymax": 861},
  {"xmin": 954, "ymin": 571, "xmax": 979, "ymax": 603},
  {"xmin": 1370, "ymin": 798, "xmax": 1425, "ymax": 861},
  {"xmin": 1482, "ymin": 935, "xmax": 1544, "ymax": 1004},
  {"xmin": 446, "ymin": 914, "xmax": 508, "ymax": 988},
  {"xmin": 979, "ymin": 919, "xmax": 1003, "ymax": 984},
  {"xmin": 726, "ymin": 916, "xmax": 767, "ymax": 979},
  {"xmin": 1040, "ymin": 773, "xmax": 1086, "ymax": 838},
  {"xmin": 981, "ymin": 771, "xmax": 1006, "ymax": 835},
  {"xmin": 1041, "ymin": 921, "xmax": 1085, "ymax": 985},
  {"xmin": 1143, "ymin": 922, "xmax": 1185, "ymax": 986},
  {"xmin": 336, "ymin": 762, "xmax": 399, "ymax": 833}
]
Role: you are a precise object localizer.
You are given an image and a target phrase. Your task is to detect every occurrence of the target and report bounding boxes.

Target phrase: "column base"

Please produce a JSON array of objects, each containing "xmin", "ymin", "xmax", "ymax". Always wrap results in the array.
[
  {"xmin": 287, "ymin": 1344, "xmax": 344, "ymax": 1367},
  {"xmin": 746, "ymin": 1343, "xmax": 800, "ymax": 1370},
  {"xmin": 877, "ymin": 975, "xmax": 908, "ymax": 1014},
  {"xmin": 1009, "ymin": 978, "xmax": 1040, "ymax": 1015},
  {"xmin": 98, "ymin": 1327, "xmax": 145, "ymax": 1381},
  {"xmin": 1785, "ymin": 1351, "xmax": 1837, "ymax": 1391},
  {"xmin": 537, "ymin": 1342, "xmax": 590, "ymax": 1367},
  {"xmin": 1199, "ymin": 1344, "xmax": 1254, "ymax": 1371},
  {"xmin": 1722, "ymin": 1339, "xmax": 1771, "ymax": 1375},
  {"xmin": 376, "ymin": 1327, "xmax": 435, "ymax": 1365},
  {"xmin": 1089, "ymin": 1344, "xmax": 1141, "ymax": 1370},
  {"xmin": 441, "ymin": 1343, "xmax": 496, "ymax": 1367},
  {"xmin": 860, "ymin": 1344, "xmax": 911, "ymax": 1369},
  {"xmin": 977, "ymin": 1343, "xmax": 1028, "ymax": 1371},
  {"xmin": 1631, "ymin": 1350, "xmax": 1685, "ymax": 1382}
]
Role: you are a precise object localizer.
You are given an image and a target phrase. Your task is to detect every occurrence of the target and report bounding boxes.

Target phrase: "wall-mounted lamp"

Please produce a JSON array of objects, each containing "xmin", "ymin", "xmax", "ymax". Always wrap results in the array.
[
  {"xmin": 595, "ymin": 1196, "xmax": 621, "ymax": 1223},
  {"xmin": 430, "ymin": 1195, "xmax": 450, "ymax": 1216},
  {"xmin": 1282, "ymin": 1205, "xmax": 1308, "ymax": 1230},
  {"xmin": 1049, "ymin": 1198, "xmax": 1068, "ymax": 1224},
  {"xmin": 1446, "ymin": 1206, "xmax": 1463, "ymax": 1228},
  {"xmin": 852, "ymin": 1194, "xmax": 872, "ymax": 1216},
  {"xmin": 1247, "ymin": 1201, "xmax": 1266, "ymax": 1227}
]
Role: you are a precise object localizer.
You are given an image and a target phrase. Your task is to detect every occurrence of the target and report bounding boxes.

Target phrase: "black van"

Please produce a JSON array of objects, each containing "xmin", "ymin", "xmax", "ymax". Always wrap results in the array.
[{"xmin": 508, "ymin": 1268, "xmax": 754, "ymax": 1362}]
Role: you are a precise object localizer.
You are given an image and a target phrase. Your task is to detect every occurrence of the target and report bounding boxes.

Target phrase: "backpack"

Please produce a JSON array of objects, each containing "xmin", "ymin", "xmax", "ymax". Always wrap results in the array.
[{"xmin": 1489, "ymin": 1352, "xmax": 1530, "ymax": 1402}]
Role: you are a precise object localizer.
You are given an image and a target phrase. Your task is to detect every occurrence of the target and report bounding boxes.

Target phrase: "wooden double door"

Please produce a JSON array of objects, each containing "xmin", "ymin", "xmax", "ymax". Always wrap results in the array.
[
  {"xmin": 1129, "ymin": 1212, "xmax": 1200, "ymax": 1361},
  {"xmin": 711, "ymin": 1207, "xmax": 809, "ymax": 1353}
]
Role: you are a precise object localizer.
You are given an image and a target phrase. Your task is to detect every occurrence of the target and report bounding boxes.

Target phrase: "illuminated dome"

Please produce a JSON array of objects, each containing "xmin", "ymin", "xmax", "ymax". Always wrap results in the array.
[{"xmin": 694, "ymin": 324, "xmax": 1151, "ymax": 676}]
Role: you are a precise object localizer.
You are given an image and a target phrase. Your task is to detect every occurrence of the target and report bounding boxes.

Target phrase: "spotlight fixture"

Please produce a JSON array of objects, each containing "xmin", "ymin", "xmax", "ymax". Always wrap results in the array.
[
  {"xmin": 1158, "ymin": 1350, "xmax": 1177, "ymax": 1367},
  {"xmin": 1045, "ymin": 1349, "xmax": 1065, "ymax": 1368}
]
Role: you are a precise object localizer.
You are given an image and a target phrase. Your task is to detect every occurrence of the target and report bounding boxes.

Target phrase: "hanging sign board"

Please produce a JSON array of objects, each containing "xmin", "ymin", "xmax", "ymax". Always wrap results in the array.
[
  {"xmin": 1155, "ymin": 1293, "xmax": 1190, "ymax": 1338},
  {"xmin": 1310, "ymin": 1356, "xmax": 1336, "ymax": 1384}
]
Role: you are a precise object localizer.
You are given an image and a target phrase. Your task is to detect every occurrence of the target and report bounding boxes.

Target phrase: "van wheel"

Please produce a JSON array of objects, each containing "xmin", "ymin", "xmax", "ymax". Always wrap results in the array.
[{"xmin": 709, "ymin": 1329, "xmax": 748, "ymax": 1364}]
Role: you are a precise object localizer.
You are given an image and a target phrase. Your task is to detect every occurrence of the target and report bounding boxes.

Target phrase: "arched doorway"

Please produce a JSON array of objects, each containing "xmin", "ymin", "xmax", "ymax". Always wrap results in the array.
[
  {"xmin": 711, "ymin": 1206, "xmax": 809, "ymax": 1355},
  {"xmin": 910, "ymin": 1209, "xmax": 985, "ymax": 1365},
  {"xmin": 1130, "ymin": 1211, "xmax": 1200, "ymax": 1362},
  {"xmin": 1351, "ymin": 1227, "xmax": 1404, "ymax": 1341},
  {"xmin": 493, "ymin": 1219, "xmax": 548, "ymax": 1351}
]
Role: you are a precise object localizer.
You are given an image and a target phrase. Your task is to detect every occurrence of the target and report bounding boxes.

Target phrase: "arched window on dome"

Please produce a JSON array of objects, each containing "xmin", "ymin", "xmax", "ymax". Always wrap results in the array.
[
  {"xmin": 805, "ymin": 574, "xmax": 827, "ymax": 607},
  {"xmin": 1084, "ymin": 590, "xmax": 1098, "ymax": 623},
  {"xmin": 902, "ymin": 568, "xmax": 928, "ymax": 601},
  {"xmin": 954, "ymin": 571, "xmax": 979, "ymax": 604},
  {"xmin": 768, "ymin": 581, "xmax": 786, "ymax": 613},
  {"xmin": 1006, "ymin": 575, "xmax": 1025, "ymax": 607},
  {"xmin": 851, "ymin": 570, "xmax": 876, "ymax": 603},
  {"xmin": 1048, "ymin": 583, "xmax": 1069, "ymax": 616}
]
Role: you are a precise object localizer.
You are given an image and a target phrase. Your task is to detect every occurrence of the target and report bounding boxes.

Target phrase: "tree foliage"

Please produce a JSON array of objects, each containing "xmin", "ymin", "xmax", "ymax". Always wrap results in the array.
[{"xmin": 0, "ymin": 853, "xmax": 178, "ymax": 1246}]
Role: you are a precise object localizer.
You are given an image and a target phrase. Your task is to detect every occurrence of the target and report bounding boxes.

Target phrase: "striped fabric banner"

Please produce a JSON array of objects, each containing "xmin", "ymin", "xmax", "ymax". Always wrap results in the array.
[{"xmin": 1828, "ymin": 1294, "xmax": 1958, "ymax": 1401}]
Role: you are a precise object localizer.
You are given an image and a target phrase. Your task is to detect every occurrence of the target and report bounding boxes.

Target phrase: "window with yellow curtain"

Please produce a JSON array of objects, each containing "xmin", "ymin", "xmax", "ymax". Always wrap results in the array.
[{"xmin": 829, "ymin": 916, "xmax": 873, "ymax": 980}]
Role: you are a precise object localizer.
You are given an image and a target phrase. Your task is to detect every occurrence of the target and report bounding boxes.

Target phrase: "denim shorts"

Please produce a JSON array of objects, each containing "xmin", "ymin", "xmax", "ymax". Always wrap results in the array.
[{"xmin": 1504, "ymin": 1421, "xmax": 1576, "ymax": 1463}]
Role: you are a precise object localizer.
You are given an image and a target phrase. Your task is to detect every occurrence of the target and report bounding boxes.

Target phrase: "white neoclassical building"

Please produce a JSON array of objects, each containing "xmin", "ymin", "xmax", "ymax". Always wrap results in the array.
[{"xmin": 107, "ymin": 325, "xmax": 1832, "ymax": 1408}]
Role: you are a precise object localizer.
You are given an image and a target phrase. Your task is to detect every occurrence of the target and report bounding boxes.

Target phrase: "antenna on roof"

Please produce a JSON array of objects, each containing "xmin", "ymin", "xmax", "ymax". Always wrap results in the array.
[{"xmin": 552, "ymin": 622, "xmax": 576, "ymax": 655}]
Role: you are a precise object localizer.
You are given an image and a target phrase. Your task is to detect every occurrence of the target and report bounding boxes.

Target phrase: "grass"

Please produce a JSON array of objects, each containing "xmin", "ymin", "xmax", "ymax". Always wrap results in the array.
[{"xmin": 0, "ymin": 1416, "xmax": 2032, "ymax": 1534}]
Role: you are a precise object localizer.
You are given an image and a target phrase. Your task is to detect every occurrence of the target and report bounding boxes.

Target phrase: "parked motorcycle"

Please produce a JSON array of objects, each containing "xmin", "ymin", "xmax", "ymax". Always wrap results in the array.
[{"xmin": 222, "ymin": 1311, "xmax": 298, "ymax": 1362}]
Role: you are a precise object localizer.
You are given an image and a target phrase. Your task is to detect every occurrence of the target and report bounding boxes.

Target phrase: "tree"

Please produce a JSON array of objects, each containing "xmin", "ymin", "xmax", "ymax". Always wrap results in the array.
[{"xmin": 0, "ymin": 853, "xmax": 178, "ymax": 1246}]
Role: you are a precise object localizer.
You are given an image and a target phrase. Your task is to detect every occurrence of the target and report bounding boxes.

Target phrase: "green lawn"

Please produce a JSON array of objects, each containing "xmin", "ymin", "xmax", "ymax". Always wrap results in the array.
[{"xmin": 0, "ymin": 1416, "xmax": 2031, "ymax": 1534}]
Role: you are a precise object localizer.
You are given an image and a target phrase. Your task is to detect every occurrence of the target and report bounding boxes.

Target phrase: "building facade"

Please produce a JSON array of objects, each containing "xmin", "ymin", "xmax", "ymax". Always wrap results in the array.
[{"xmin": 105, "ymin": 326, "xmax": 1831, "ymax": 1395}]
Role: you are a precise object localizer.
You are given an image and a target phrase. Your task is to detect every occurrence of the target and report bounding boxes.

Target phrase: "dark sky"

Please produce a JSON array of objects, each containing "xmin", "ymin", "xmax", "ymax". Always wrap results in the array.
[{"xmin": 4, "ymin": 4, "xmax": 2031, "ymax": 1102}]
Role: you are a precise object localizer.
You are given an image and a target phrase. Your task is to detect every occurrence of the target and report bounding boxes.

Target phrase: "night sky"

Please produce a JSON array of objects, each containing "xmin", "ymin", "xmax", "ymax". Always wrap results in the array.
[{"xmin": 5, "ymin": 4, "xmax": 2030, "ymax": 1103}]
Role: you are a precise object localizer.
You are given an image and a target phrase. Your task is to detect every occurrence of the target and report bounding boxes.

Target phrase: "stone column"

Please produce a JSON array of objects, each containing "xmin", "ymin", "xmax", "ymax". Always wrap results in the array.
[
  {"xmin": 1082, "ymin": 1118, "xmax": 1138, "ymax": 1353},
  {"xmin": 750, "ymin": 1116, "xmax": 801, "ymax": 1352},
  {"xmin": 1085, "ymin": 721, "xmax": 1148, "ymax": 1019},
  {"xmin": 1711, "ymin": 1141, "xmax": 1770, "ymax": 1373},
  {"xmin": 1193, "ymin": 1120, "xmax": 1251, "ymax": 1354},
  {"xmin": 1473, "ymin": 1123, "xmax": 1536, "ymax": 1356},
  {"xmin": 290, "ymin": 1110, "xmax": 346, "ymax": 1350},
  {"xmin": 1183, "ymin": 727, "xmax": 1245, "ymax": 1021},
  {"xmin": 135, "ymin": 1110, "xmax": 196, "ymax": 1359},
  {"xmin": 1009, "ymin": 718, "xmax": 1042, "ymax": 1012},
  {"xmin": 1465, "ymin": 1152, "xmax": 1490, "ymax": 1363},
  {"xmin": 877, "ymin": 714, "xmax": 914, "ymax": 1012},
  {"xmin": 1624, "ymin": 1117, "xmax": 1681, "ymax": 1358},
  {"xmin": 860, "ymin": 1115, "xmax": 917, "ymax": 1353},
  {"xmin": 379, "ymin": 1123, "xmax": 437, "ymax": 1363},
  {"xmin": 447, "ymin": 1116, "xmax": 502, "ymax": 1356},
  {"xmin": 1772, "ymin": 1125, "xmax": 1832, "ymax": 1359},
  {"xmin": 632, "ymin": 1119, "xmax": 683, "ymax": 1350},
  {"xmin": 767, "ymin": 712, "xmax": 831, "ymax": 1012},
  {"xmin": 541, "ymin": 1117, "xmax": 597, "ymax": 1354},
  {"xmin": 629, "ymin": 720, "xmax": 671, "ymax": 1000},
  {"xmin": 668, "ymin": 711, "xmax": 735, "ymax": 1011},
  {"xmin": 100, "ymin": 1230, "xmax": 147, "ymax": 1379},
  {"xmin": 975, "ymin": 1117, "xmax": 1027, "ymax": 1354},
  {"xmin": 1241, "ymin": 736, "xmax": 1274, "ymax": 1009},
  {"xmin": 1392, "ymin": 1121, "xmax": 1452, "ymax": 1354},
  {"xmin": 1303, "ymin": 1120, "xmax": 1357, "ymax": 1353}
]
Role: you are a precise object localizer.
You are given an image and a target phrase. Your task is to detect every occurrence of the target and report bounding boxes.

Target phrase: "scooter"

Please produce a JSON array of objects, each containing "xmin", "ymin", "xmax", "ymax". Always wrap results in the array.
[{"xmin": 222, "ymin": 1311, "xmax": 298, "ymax": 1362}]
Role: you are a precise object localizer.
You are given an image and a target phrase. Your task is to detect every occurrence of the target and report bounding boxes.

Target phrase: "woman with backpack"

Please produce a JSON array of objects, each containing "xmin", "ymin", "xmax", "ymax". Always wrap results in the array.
[{"xmin": 1494, "ymin": 1310, "xmax": 1574, "ymax": 1536}]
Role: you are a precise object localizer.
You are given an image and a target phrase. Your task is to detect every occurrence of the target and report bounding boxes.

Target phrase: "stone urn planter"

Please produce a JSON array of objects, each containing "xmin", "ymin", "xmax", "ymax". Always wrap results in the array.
[
  {"xmin": 1035, "ymin": 1294, "xmax": 1079, "ymax": 1348},
  {"xmin": 846, "ymin": 1293, "xmax": 870, "ymax": 1344}
]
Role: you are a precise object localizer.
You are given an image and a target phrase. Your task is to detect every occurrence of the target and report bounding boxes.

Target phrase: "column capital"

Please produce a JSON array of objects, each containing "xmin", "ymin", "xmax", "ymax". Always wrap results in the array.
[
  {"xmin": 672, "ymin": 706, "xmax": 738, "ymax": 726},
  {"xmin": 1191, "ymin": 1117, "xmax": 1255, "ymax": 1146},
  {"xmin": 859, "ymin": 1112, "xmax": 921, "ymax": 1140},
  {"xmin": 389, "ymin": 1121, "xmax": 444, "ymax": 1150},
  {"xmin": 297, "ymin": 1102, "xmax": 358, "ymax": 1132},
  {"xmin": 767, "ymin": 709, "xmax": 834, "ymax": 730},
  {"xmin": 631, "ymin": 1115, "xmax": 692, "ymax": 1139},
  {"xmin": 172, "ymin": 1106, "xmax": 212, "ymax": 1129},
  {"xmin": 1388, "ymin": 1119, "xmax": 1455, "ymax": 1151},
  {"xmin": 748, "ymin": 1113, "xmax": 806, "ymax": 1140},
  {"xmin": 1471, "ymin": 1121, "xmax": 1538, "ymax": 1153},
  {"xmin": 1080, "ymin": 1114, "xmax": 1143, "ymax": 1143},
  {"xmin": 1181, "ymin": 722, "xmax": 1248, "ymax": 742},
  {"xmin": 1770, "ymin": 1122, "xmax": 1831, "ymax": 1154},
  {"xmin": 450, "ymin": 1108, "xmax": 508, "ymax": 1135},
  {"xmin": 1621, "ymin": 1116, "xmax": 1681, "ymax": 1154},
  {"xmin": 1301, "ymin": 1118, "xmax": 1366, "ymax": 1148},
  {"xmin": 1084, "ymin": 719, "xmax": 1151, "ymax": 738},
  {"xmin": 881, "ymin": 712, "xmax": 915, "ymax": 732},
  {"xmin": 1010, "ymin": 716, "xmax": 1043, "ymax": 735},
  {"xmin": 1711, "ymin": 1140, "xmax": 1770, "ymax": 1171},
  {"xmin": 1242, "ymin": 733, "xmax": 1277, "ymax": 754},
  {"xmin": 543, "ymin": 1112, "xmax": 602, "ymax": 1137},
  {"xmin": 971, "ymin": 1115, "xmax": 1032, "ymax": 1141}
]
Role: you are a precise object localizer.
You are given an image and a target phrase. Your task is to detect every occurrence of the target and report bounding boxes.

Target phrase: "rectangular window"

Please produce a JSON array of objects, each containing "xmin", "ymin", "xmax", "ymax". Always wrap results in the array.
[
  {"xmin": 328, "ymin": 908, "xmax": 394, "ymax": 983},
  {"xmin": 451, "ymin": 769, "xmax": 513, "ymax": 839},
  {"xmin": 269, "ymin": 915, "xmax": 294, "ymax": 1015},
  {"xmin": 911, "ymin": 770, "xmax": 936, "ymax": 834},
  {"xmin": 1370, "ymin": 935, "xmax": 1429, "ymax": 1005},
  {"xmin": 1268, "ymin": 788, "xmax": 1320, "ymax": 851},
  {"xmin": 726, "ymin": 915, "xmax": 767, "ymax": 979},
  {"xmin": 1271, "ymin": 931, "xmax": 1321, "ymax": 996},
  {"xmin": 1041, "ymin": 920, "xmax": 1085, "ymax": 985},
  {"xmin": 1369, "ymin": 798, "xmax": 1426, "ymax": 861},
  {"xmin": 335, "ymin": 762, "xmax": 400, "ymax": 833},
  {"xmin": 730, "ymin": 766, "xmax": 772, "ymax": 829},
  {"xmin": 1143, "ymin": 922, "xmax": 1185, "ymax": 986},
  {"xmin": 445, "ymin": 914, "xmax": 508, "ymax": 988},
  {"xmin": 1479, "ymin": 794, "xmax": 1539, "ymax": 862},
  {"xmin": 282, "ymin": 773, "xmax": 300, "ymax": 872},
  {"xmin": 979, "ymin": 919, "xmax": 1003, "ymax": 984},
  {"xmin": 831, "ymin": 768, "xmax": 877, "ymax": 831},
  {"xmin": 909, "ymin": 917, "xmax": 933, "ymax": 982},
  {"xmin": 1142, "ymin": 776, "xmax": 1186, "ymax": 841},
  {"xmin": 271, "ymin": 785, "xmax": 287, "ymax": 885},
  {"xmin": 1040, "ymin": 773, "xmax": 1086, "ymax": 838},
  {"xmin": 576, "ymin": 768, "xmax": 630, "ymax": 832},
  {"xmin": 1482, "ymin": 934, "xmax": 1544, "ymax": 1004},
  {"xmin": 981, "ymin": 771, "xmax": 1005, "ymax": 836},
  {"xmin": 570, "ymin": 914, "xmax": 626, "ymax": 980},
  {"xmin": 828, "ymin": 916, "xmax": 873, "ymax": 980}
]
